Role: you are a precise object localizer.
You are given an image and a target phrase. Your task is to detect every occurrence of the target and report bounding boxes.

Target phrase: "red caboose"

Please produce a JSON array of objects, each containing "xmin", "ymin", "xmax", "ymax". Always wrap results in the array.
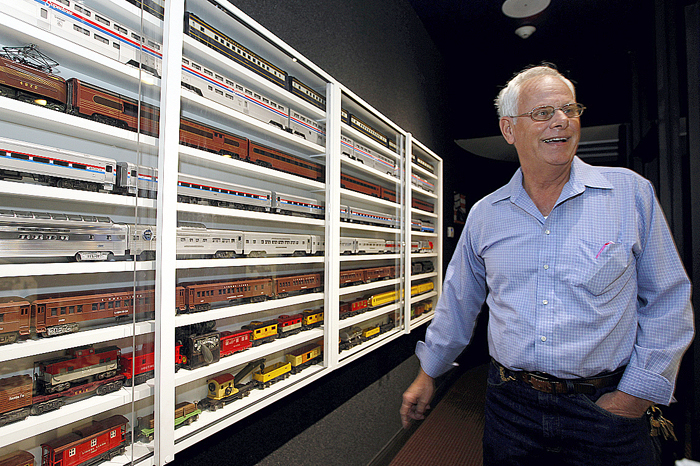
[
  {"xmin": 36, "ymin": 345, "xmax": 120, "ymax": 394},
  {"xmin": 41, "ymin": 414, "xmax": 128, "ymax": 466},
  {"xmin": 0, "ymin": 299, "xmax": 31, "ymax": 345},
  {"xmin": 219, "ymin": 329, "xmax": 252, "ymax": 357},
  {"xmin": 276, "ymin": 314, "xmax": 303, "ymax": 337}
]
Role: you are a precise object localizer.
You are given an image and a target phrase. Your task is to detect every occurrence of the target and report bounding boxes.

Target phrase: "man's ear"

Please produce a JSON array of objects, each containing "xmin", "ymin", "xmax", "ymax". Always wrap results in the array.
[{"xmin": 499, "ymin": 117, "xmax": 515, "ymax": 145}]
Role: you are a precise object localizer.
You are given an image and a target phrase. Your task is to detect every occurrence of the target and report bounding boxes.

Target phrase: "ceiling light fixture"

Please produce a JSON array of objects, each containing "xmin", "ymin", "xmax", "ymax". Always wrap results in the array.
[
  {"xmin": 514, "ymin": 25, "xmax": 536, "ymax": 39},
  {"xmin": 501, "ymin": 0, "xmax": 551, "ymax": 18}
]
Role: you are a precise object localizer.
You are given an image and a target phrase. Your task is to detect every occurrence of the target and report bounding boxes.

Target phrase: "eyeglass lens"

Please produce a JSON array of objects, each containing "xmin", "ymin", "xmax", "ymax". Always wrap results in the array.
[{"xmin": 531, "ymin": 104, "xmax": 584, "ymax": 121}]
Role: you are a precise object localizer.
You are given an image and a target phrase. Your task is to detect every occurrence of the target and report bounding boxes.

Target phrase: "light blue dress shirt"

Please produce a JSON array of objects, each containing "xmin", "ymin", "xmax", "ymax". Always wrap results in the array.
[{"xmin": 417, "ymin": 157, "xmax": 694, "ymax": 405}]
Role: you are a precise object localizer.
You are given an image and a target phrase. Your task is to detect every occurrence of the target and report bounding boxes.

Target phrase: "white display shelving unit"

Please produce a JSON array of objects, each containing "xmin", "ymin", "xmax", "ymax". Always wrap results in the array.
[{"xmin": 0, "ymin": 1, "xmax": 443, "ymax": 464}]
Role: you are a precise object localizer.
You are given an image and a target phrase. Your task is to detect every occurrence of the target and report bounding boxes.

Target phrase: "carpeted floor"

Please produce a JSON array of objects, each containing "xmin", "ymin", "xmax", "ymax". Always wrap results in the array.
[{"xmin": 387, "ymin": 363, "xmax": 488, "ymax": 466}]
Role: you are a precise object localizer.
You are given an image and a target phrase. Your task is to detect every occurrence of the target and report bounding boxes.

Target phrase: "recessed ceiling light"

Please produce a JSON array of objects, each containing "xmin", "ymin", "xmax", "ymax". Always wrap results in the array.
[{"xmin": 502, "ymin": 0, "xmax": 551, "ymax": 18}]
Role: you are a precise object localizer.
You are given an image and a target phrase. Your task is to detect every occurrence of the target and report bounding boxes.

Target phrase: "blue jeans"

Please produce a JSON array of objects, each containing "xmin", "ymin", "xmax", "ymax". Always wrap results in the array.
[{"xmin": 483, "ymin": 360, "xmax": 661, "ymax": 465}]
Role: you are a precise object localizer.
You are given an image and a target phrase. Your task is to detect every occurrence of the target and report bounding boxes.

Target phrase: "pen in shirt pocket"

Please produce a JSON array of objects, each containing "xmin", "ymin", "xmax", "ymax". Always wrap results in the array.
[{"xmin": 595, "ymin": 241, "xmax": 615, "ymax": 259}]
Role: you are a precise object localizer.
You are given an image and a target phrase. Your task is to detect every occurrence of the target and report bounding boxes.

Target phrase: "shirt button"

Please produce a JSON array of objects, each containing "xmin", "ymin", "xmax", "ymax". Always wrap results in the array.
[
  {"xmin": 545, "ymin": 230, "xmax": 551, "ymax": 235},
  {"xmin": 541, "ymin": 336, "xmax": 547, "ymax": 342},
  {"xmin": 542, "ymin": 299, "xmax": 548, "ymax": 305},
  {"xmin": 543, "ymin": 264, "xmax": 549, "ymax": 270}
]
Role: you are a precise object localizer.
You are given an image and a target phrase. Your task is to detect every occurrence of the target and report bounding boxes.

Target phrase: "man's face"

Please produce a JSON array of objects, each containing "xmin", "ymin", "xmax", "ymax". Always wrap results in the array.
[{"xmin": 500, "ymin": 76, "xmax": 581, "ymax": 171}]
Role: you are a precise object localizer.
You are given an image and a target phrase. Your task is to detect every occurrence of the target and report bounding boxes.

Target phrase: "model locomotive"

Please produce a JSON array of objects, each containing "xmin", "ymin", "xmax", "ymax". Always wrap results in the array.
[{"xmin": 0, "ymin": 345, "xmax": 124, "ymax": 427}]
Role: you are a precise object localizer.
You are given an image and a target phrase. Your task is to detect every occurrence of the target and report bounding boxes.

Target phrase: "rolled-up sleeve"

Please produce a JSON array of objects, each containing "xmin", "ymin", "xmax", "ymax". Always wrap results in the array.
[
  {"xmin": 417, "ymin": 205, "xmax": 488, "ymax": 378},
  {"xmin": 617, "ymin": 180, "xmax": 694, "ymax": 405}
]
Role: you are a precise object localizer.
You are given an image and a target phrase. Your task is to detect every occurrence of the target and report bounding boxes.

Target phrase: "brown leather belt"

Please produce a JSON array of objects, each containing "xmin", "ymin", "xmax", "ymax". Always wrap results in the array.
[{"xmin": 493, "ymin": 359, "xmax": 625, "ymax": 395}]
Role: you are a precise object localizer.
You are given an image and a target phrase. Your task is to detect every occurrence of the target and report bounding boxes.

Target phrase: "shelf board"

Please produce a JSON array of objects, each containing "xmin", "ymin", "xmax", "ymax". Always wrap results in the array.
[
  {"xmin": 0, "ymin": 97, "xmax": 156, "ymax": 152},
  {"xmin": 1, "ymin": 321, "xmax": 154, "ymax": 363},
  {"xmin": 182, "ymin": 90, "xmax": 324, "ymax": 155},
  {"xmin": 0, "ymin": 260, "xmax": 155, "ymax": 279},
  {"xmin": 0, "ymin": 381, "xmax": 152, "ymax": 448},
  {"xmin": 178, "ymin": 145, "xmax": 325, "ymax": 190},
  {"xmin": 172, "ymin": 364, "xmax": 327, "ymax": 454},
  {"xmin": 410, "ymin": 311, "xmax": 435, "ymax": 331},
  {"xmin": 338, "ymin": 278, "xmax": 400, "ymax": 297},
  {"xmin": 177, "ymin": 202, "xmax": 324, "ymax": 226},
  {"xmin": 176, "ymin": 255, "xmax": 324, "ymax": 270},
  {"xmin": 340, "ymin": 253, "xmax": 401, "ymax": 262},
  {"xmin": 0, "ymin": 181, "xmax": 156, "ymax": 209}
]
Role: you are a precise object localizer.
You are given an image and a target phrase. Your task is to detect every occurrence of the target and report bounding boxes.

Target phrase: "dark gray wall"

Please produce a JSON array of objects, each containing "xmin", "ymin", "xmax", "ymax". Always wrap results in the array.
[
  {"xmin": 174, "ymin": 1, "xmax": 462, "ymax": 466},
  {"xmin": 228, "ymin": 0, "xmax": 451, "ymax": 149}
]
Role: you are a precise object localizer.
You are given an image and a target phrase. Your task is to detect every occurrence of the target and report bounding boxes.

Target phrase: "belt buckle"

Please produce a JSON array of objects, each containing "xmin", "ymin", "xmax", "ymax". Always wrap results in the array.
[{"xmin": 528, "ymin": 373, "xmax": 559, "ymax": 393}]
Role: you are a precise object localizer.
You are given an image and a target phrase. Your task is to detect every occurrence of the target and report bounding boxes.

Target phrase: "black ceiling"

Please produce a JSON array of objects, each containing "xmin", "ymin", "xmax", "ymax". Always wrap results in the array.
[{"xmin": 405, "ymin": 0, "xmax": 655, "ymax": 141}]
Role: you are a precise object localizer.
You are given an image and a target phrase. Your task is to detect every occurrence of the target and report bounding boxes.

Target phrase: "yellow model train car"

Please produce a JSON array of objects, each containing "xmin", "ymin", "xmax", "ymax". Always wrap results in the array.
[
  {"xmin": 411, "ymin": 281, "xmax": 434, "ymax": 296},
  {"xmin": 362, "ymin": 326, "xmax": 380, "ymax": 339},
  {"xmin": 286, "ymin": 343, "xmax": 322, "ymax": 373},
  {"xmin": 302, "ymin": 309, "xmax": 324, "ymax": 328},
  {"xmin": 253, "ymin": 361, "xmax": 291, "ymax": 387},
  {"xmin": 245, "ymin": 320, "xmax": 278, "ymax": 346},
  {"xmin": 207, "ymin": 373, "xmax": 236, "ymax": 400},
  {"xmin": 368, "ymin": 289, "xmax": 399, "ymax": 308}
]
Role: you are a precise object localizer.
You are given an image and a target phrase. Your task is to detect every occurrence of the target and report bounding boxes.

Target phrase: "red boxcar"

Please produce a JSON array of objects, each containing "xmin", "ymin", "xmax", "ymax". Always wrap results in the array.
[
  {"xmin": 219, "ymin": 329, "xmax": 253, "ymax": 357},
  {"xmin": 340, "ymin": 172, "xmax": 380, "ymax": 198},
  {"xmin": 41, "ymin": 414, "xmax": 128, "ymax": 466},
  {"xmin": 180, "ymin": 116, "xmax": 249, "ymax": 160},
  {"xmin": 32, "ymin": 288, "xmax": 156, "ymax": 338},
  {"xmin": 119, "ymin": 342, "xmax": 155, "ymax": 386},
  {"xmin": 67, "ymin": 79, "xmax": 159, "ymax": 136},
  {"xmin": 339, "ymin": 299, "xmax": 368, "ymax": 319},
  {"xmin": 249, "ymin": 141, "xmax": 324, "ymax": 182},
  {"xmin": 0, "ymin": 299, "xmax": 31, "ymax": 345},
  {"xmin": 0, "ymin": 374, "xmax": 33, "ymax": 425}
]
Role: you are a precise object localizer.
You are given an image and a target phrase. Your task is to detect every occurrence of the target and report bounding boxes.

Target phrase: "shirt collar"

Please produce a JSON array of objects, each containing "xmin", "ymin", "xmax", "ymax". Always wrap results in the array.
[{"xmin": 491, "ymin": 156, "xmax": 614, "ymax": 205}]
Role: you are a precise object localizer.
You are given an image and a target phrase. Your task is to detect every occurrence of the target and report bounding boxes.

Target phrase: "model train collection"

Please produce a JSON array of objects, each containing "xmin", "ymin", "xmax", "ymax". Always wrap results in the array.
[
  {"xmin": 0, "ymin": 205, "xmax": 434, "ymax": 263},
  {"xmin": 0, "ymin": 312, "xmax": 327, "ymax": 426},
  {"xmin": 0, "ymin": 257, "xmax": 435, "ymax": 343},
  {"xmin": 0, "ymin": 0, "xmax": 440, "ymax": 460},
  {"xmin": 0, "ymin": 0, "xmax": 437, "ymax": 186}
]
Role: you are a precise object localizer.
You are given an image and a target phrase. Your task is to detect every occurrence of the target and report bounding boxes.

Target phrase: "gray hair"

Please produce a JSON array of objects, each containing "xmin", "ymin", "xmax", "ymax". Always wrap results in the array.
[{"xmin": 495, "ymin": 65, "xmax": 576, "ymax": 118}]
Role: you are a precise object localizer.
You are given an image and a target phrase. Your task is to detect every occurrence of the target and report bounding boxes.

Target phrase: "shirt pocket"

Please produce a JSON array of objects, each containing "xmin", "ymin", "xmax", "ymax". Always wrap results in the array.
[{"xmin": 569, "ymin": 240, "xmax": 634, "ymax": 296}]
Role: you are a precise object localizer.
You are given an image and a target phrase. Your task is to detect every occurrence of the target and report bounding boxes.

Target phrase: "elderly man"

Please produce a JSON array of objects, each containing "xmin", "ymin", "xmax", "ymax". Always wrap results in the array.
[{"xmin": 400, "ymin": 65, "xmax": 693, "ymax": 465}]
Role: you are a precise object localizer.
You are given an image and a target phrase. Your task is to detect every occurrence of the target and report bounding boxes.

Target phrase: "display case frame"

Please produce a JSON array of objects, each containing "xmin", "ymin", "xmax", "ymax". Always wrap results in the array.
[{"xmin": 0, "ymin": 1, "xmax": 443, "ymax": 464}]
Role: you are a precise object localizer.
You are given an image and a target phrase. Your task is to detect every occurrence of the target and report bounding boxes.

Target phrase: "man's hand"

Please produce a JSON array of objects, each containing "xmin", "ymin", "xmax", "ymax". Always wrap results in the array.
[
  {"xmin": 595, "ymin": 390, "xmax": 653, "ymax": 418},
  {"xmin": 400, "ymin": 368, "xmax": 435, "ymax": 429}
]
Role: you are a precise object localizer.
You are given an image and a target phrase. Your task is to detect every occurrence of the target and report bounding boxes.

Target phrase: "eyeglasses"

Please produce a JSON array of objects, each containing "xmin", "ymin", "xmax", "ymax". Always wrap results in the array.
[{"xmin": 508, "ymin": 103, "xmax": 586, "ymax": 121}]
